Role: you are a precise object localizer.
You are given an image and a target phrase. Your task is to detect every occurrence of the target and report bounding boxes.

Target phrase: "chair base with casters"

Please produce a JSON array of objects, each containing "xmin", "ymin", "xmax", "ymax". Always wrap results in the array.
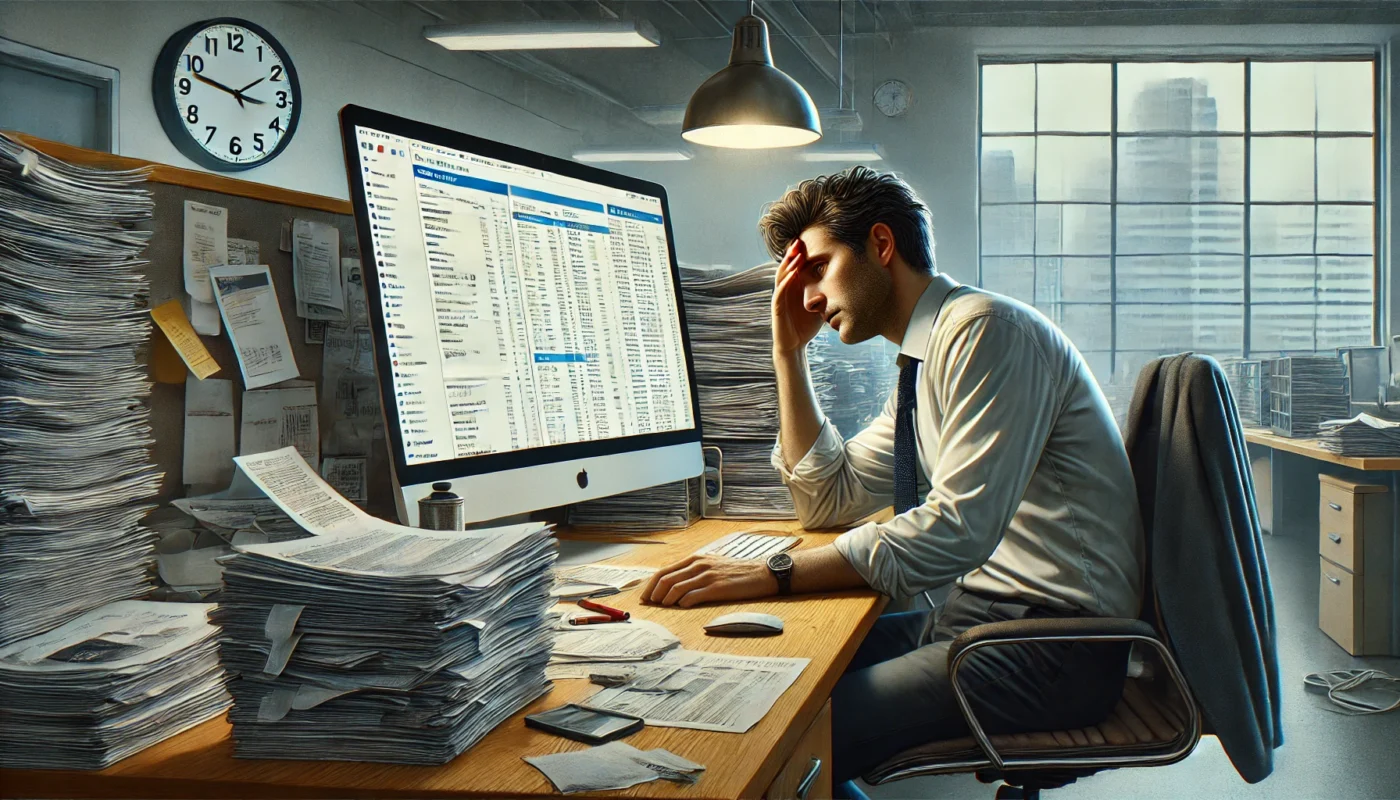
[{"xmin": 848, "ymin": 616, "xmax": 1201, "ymax": 799}]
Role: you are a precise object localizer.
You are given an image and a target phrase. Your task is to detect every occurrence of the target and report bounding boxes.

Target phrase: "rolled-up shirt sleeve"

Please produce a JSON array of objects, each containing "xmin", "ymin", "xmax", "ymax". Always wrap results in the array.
[
  {"xmin": 832, "ymin": 314, "xmax": 1059, "ymax": 598},
  {"xmin": 770, "ymin": 389, "xmax": 899, "ymax": 530}
]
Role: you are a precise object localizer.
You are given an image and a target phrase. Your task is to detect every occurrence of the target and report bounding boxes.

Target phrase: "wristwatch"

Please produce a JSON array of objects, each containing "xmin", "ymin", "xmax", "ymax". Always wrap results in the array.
[{"xmin": 766, "ymin": 552, "xmax": 794, "ymax": 596}]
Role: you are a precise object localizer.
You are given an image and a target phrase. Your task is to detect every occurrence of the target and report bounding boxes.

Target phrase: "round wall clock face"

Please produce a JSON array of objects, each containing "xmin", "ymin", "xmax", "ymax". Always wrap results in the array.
[
  {"xmin": 874, "ymin": 79, "xmax": 912, "ymax": 118},
  {"xmin": 152, "ymin": 18, "xmax": 300, "ymax": 171}
]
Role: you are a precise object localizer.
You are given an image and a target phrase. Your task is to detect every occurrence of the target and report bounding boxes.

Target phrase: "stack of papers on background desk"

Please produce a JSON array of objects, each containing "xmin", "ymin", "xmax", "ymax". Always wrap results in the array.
[
  {"xmin": 0, "ymin": 601, "xmax": 229, "ymax": 770},
  {"xmin": 0, "ymin": 134, "xmax": 162, "ymax": 646},
  {"xmin": 1318, "ymin": 413, "xmax": 1400, "ymax": 457},
  {"xmin": 214, "ymin": 447, "xmax": 557, "ymax": 764}
]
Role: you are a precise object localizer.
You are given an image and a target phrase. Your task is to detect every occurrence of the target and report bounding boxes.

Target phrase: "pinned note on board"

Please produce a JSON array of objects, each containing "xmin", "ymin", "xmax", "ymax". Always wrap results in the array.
[{"xmin": 150, "ymin": 299, "xmax": 221, "ymax": 380}]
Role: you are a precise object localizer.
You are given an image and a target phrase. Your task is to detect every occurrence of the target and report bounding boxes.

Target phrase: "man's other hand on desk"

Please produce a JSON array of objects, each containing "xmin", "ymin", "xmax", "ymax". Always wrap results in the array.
[
  {"xmin": 642, "ymin": 545, "xmax": 869, "ymax": 607},
  {"xmin": 642, "ymin": 555, "xmax": 778, "ymax": 607}
]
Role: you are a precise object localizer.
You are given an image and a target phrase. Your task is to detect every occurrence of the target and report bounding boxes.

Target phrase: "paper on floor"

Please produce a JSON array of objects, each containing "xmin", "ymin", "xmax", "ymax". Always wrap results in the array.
[{"xmin": 524, "ymin": 742, "xmax": 704, "ymax": 794}]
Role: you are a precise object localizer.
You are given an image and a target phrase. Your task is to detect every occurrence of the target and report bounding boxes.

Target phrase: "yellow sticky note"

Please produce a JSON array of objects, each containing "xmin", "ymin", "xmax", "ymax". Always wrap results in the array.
[{"xmin": 150, "ymin": 299, "xmax": 221, "ymax": 379}]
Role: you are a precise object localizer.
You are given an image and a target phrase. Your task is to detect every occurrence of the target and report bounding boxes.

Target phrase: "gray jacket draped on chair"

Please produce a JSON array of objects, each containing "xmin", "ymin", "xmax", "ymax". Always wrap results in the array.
[{"xmin": 1123, "ymin": 353, "xmax": 1283, "ymax": 784}]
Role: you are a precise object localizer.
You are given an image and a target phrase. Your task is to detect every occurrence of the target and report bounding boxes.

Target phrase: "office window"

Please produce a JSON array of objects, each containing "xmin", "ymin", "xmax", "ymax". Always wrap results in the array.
[{"xmin": 978, "ymin": 58, "xmax": 1378, "ymax": 393}]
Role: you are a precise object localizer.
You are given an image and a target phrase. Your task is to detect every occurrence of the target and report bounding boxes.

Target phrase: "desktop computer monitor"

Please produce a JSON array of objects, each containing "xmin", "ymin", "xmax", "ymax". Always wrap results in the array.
[{"xmin": 338, "ymin": 106, "xmax": 703, "ymax": 525}]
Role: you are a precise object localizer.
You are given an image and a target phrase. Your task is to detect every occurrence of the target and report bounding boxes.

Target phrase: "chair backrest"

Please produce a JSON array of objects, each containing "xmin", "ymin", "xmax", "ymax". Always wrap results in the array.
[{"xmin": 1121, "ymin": 352, "xmax": 1283, "ymax": 783}]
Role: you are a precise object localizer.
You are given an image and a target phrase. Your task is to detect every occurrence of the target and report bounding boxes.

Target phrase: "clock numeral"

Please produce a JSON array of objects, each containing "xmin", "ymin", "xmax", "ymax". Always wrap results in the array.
[
  {"xmin": 186, "ymin": 105, "xmax": 199, "ymax": 124},
  {"xmin": 269, "ymin": 118, "xmax": 282, "ymax": 134},
  {"xmin": 204, "ymin": 36, "xmax": 217, "ymax": 56},
  {"xmin": 178, "ymin": 78, "xmax": 191, "ymax": 95},
  {"xmin": 270, "ymin": 64, "xmax": 284, "ymax": 82},
  {"xmin": 276, "ymin": 90, "xmax": 288, "ymax": 109},
  {"xmin": 254, "ymin": 133, "xmax": 266, "ymax": 153},
  {"xmin": 227, "ymin": 32, "xmax": 244, "ymax": 52},
  {"xmin": 230, "ymin": 136, "xmax": 243, "ymax": 156},
  {"xmin": 185, "ymin": 54, "xmax": 204, "ymax": 73},
  {"xmin": 204, "ymin": 125, "xmax": 217, "ymax": 145},
  {"xmin": 257, "ymin": 45, "xmax": 264, "ymax": 62}
]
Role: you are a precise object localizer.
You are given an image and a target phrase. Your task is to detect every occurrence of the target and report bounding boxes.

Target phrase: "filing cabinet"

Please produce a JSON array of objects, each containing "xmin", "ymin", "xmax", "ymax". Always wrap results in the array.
[{"xmin": 1317, "ymin": 475, "xmax": 1394, "ymax": 655}]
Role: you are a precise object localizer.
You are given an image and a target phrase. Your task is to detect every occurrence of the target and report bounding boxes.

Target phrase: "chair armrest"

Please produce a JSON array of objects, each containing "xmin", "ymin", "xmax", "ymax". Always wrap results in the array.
[
  {"xmin": 945, "ymin": 616, "xmax": 1190, "ymax": 772},
  {"xmin": 948, "ymin": 616, "xmax": 1159, "ymax": 664}
]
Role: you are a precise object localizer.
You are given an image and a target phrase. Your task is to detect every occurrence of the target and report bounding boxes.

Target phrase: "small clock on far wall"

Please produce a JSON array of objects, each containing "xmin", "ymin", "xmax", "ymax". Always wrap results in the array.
[
  {"xmin": 152, "ymin": 18, "xmax": 300, "ymax": 171},
  {"xmin": 874, "ymin": 79, "xmax": 911, "ymax": 118}
]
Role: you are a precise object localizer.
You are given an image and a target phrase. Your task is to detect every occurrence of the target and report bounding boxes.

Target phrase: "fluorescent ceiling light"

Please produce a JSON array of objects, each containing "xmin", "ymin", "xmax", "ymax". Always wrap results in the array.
[
  {"xmin": 573, "ymin": 148, "xmax": 693, "ymax": 163},
  {"xmin": 796, "ymin": 143, "xmax": 885, "ymax": 162},
  {"xmin": 425, "ymin": 20, "xmax": 661, "ymax": 51}
]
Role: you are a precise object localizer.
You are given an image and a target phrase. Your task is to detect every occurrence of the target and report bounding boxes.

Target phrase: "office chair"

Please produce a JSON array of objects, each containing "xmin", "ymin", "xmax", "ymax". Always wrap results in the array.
[{"xmin": 846, "ymin": 359, "xmax": 1242, "ymax": 800}]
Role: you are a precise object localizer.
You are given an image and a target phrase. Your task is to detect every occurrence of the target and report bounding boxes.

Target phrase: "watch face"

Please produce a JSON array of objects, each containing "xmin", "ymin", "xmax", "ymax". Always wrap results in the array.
[
  {"xmin": 767, "ymin": 552, "xmax": 794, "ymax": 572},
  {"xmin": 153, "ymin": 18, "xmax": 300, "ymax": 171}
]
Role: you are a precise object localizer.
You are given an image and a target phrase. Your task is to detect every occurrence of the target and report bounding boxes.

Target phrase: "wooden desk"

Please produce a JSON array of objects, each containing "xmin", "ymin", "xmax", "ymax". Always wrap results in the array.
[
  {"xmin": 1, "ymin": 519, "xmax": 886, "ymax": 799},
  {"xmin": 1242, "ymin": 428, "xmax": 1400, "ymax": 472}
]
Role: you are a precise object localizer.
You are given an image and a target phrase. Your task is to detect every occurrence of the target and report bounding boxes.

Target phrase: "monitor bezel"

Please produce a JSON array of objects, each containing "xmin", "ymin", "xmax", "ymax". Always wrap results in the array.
[{"xmin": 338, "ymin": 104, "xmax": 704, "ymax": 488}]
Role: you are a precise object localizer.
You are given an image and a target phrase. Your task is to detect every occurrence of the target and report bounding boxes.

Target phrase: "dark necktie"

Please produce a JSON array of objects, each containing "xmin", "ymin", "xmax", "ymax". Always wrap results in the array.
[{"xmin": 893, "ymin": 356, "xmax": 921, "ymax": 514}]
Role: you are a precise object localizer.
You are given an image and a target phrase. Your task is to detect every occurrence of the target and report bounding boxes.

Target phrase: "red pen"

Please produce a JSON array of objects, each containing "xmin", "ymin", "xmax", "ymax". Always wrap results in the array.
[
  {"xmin": 578, "ymin": 598, "xmax": 631, "ymax": 621},
  {"xmin": 568, "ymin": 614, "xmax": 618, "ymax": 626}
]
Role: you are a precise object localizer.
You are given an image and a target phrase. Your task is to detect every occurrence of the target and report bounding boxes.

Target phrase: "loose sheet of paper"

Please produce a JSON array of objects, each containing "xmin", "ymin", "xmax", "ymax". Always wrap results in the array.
[
  {"xmin": 551, "ymin": 619, "xmax": 680, "ymax": 662},
  {"xmin": 292, "ymin": 219, "xmax": 343, "ymax": 317},
  {"xmin": 183, "ymin": 376, "xmax": 235, "ymax": 487},
  {"xmin": 320, "ymin": 457, "xmax": 367, "ymax": 506},
  {"xmin": 182, "ymin": 200, "xmax": 227, "ymax": 305},
  {"xmin": 581, "ymin": 650, "xmax": 809, "ymax": 734},
  {"xmin": 189, "ymin": 298, "xmax": 221, "ymax": 337},
  {"xmin": 150, "ymin": 299, "xmax": 221, "ymax": 379},
  {"xmin": 524, "ymin": 742, "xmax": 704, "ymax": 794},
  {"xmin": 208, "ymin": 264, "xmax": 299, "ymax": 389},
  {"xmin": 552, "ymin": 565, "xmax": 656, "ymax": 599},
  {"xmin": 555, "ymin": 540, "xmax": 638, "ymax": 568},
  {"xmin": 241, "ymin": 385, "xmax": 319, "ymax": 469}
]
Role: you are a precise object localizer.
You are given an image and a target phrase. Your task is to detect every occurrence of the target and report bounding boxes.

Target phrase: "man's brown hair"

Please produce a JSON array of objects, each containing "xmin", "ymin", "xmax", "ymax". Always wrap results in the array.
[{"xmin": 757, "ymin": 166, "xmax": 935, "ymax": 276}]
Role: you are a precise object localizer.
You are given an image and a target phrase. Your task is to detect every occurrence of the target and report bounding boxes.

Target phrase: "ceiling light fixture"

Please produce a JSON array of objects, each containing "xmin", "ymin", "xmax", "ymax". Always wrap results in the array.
[
  {"xmin": 424, "ymin": 20, "xmax": 661, "ymax": 51},
  {"xmin": 681, "ymin": 1, "xmax": 821, "ymax": 149},
  {"xmin": 572, "ymin": 147, "xmax": 693, "ymax": 163}
]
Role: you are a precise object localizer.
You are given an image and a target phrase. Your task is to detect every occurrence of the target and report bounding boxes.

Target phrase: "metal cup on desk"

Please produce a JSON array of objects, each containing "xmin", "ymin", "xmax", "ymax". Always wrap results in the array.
[{"xmin": 419, "ymin": 482, "xmax": 464, "ymax": 531}]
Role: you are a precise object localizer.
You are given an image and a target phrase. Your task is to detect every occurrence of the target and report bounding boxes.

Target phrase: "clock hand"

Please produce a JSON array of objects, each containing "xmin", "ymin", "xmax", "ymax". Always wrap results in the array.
[
  {"xmin": 192, "ymin": 71, "xmax": 243, "ymax": 99},
  {"xmin": 237, "ymin": 77, "xmax": 266, "ymax": 94}
]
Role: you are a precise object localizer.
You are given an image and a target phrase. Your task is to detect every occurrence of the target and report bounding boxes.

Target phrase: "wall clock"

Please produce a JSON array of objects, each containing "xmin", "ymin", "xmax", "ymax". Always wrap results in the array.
[
  {"xmin": 152, "ymin": 18, "xmax": 300, "ymax": 171},
  {"xmin": 874, "ymin": 79, "xmax": 912, "ymax": 118}
]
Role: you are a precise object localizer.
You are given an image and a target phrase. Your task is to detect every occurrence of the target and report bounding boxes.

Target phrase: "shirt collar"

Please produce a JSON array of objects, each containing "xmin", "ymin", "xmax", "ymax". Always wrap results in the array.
[{"xmin": 898, "ymin": 272, "xmax": 961, "ymax": 362}]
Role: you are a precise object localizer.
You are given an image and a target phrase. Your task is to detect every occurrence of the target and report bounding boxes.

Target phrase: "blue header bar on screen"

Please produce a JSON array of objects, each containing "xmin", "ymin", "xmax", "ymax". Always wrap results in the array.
[
  {"xmin": 607, "ymin": 205, "xmax": 664, "ymax": 225},
  {"xmin": 412, "ymin": 166, "xmax": 508, "ymax": 195},
  {"xmin": 534, "ymin": 352, "xmax": 590, "ymax": 363},
  {"xmin": 512, "ymin": 212, "xmax": 610, "ymax": 235}
]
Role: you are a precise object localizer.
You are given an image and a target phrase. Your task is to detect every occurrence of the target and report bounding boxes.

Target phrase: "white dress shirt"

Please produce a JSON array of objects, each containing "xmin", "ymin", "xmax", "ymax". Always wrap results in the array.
[{"xmin": 772, "ymin": 274, "xmax": 1145, "ymax": 618}]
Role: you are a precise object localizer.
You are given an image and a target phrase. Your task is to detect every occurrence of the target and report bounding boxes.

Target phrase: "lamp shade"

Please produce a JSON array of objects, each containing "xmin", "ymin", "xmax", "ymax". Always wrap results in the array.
[{"xmin": 682, "ymin": 15, "xmax": 821, "ymax": 149}]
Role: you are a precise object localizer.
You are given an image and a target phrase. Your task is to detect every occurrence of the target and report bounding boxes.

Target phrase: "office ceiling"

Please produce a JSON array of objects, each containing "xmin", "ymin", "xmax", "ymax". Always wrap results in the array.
[{"xmin": 331, "ymin": 1, "xmax": 1400, "ymax": 128}]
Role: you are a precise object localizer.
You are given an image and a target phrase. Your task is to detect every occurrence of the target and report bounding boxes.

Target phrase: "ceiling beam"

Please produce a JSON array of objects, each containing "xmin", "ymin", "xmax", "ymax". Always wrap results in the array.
[{"xmin": 752, "ymin": 0, "xmax": 842, "ymax": 92}]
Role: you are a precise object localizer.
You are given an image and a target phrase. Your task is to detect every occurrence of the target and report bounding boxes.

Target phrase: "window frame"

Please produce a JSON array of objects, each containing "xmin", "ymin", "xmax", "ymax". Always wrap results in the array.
[
  {"xmin": 0, "ymin": 36, "xmax": 120, "ymax": 152},
  {"xmin": 975, "ymin": 51, "xmax": 1383, "ymax": 377}
]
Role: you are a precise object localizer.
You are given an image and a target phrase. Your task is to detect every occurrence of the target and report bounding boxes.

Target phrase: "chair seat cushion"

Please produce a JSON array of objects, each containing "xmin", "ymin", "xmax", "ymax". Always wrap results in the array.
[{"xmin": 864, "ymin": 678, "xmax": 1193, "ymax": 784}]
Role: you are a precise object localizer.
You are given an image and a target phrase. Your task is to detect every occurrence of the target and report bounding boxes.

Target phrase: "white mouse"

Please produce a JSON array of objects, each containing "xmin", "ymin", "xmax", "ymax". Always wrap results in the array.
[{"xmin": 704, "ymin": 612, "xmax": 784, "ymax": 636}]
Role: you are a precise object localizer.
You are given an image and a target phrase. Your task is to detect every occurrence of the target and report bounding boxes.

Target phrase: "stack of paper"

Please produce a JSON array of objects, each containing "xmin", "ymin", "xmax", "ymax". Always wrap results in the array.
[
  {"xmin": 1318, "ymin": 413, "xmax": 1400, "ymax": 456},
  {"xmin": 568, "ymin": 479, "xmax": 701, "ymax": 532},
  {"xmin": 213, "ymin": 447, "xmax": 557, "ymax": 764},
  {"xmin": 0, "ymin": 134, "xmax": 163, "ymax": 646},
  {"xmin": 0, "ymin": 601, "xmax": 230, "ymax": 770},
  {"xmin": 1272, "ymin": 355, "xmax": 1351, "ymax": 436}
]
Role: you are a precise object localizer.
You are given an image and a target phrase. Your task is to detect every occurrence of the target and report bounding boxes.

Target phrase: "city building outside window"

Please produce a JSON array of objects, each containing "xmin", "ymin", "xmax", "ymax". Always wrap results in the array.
[{"xmin": 977, "ymin": 58, "xmax": 1378, "ymax": 414}]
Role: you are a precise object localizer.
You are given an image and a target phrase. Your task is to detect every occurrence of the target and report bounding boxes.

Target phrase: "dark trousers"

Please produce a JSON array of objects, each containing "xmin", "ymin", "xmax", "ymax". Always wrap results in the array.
[{"xmin": 831, "ymin": 586, "xmax": 1130, "ymax": 785}]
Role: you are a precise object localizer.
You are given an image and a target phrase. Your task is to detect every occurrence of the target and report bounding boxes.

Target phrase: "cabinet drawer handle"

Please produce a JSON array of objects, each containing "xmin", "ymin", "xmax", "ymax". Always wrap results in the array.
[
  {"xmin": 796, "ymin": 757, "xmax": 822, "ymax": 800},
  {"xmin": 1329, "ymin": 502, "xmax": 1343, "ymax": 511},
  {"xmin": 1328, "ymin": 533, "xmax": 1343, "ymax": 544},
  {"xmin": 1325, "ymin": 573, "xmax": 1342, "ymax": 586}
]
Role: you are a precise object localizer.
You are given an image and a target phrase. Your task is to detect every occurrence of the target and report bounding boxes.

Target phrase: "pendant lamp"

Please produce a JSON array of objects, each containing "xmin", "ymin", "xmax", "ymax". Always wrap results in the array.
[{"xmin": 681, "ymin": 4, "xmax": 821, "ymax": 149}]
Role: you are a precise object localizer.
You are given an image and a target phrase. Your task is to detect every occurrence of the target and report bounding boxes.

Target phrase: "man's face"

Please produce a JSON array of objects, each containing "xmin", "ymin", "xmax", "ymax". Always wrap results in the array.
[{"xmin": 796, "ymin": 226, "xmax": 893, "ymax": 344}]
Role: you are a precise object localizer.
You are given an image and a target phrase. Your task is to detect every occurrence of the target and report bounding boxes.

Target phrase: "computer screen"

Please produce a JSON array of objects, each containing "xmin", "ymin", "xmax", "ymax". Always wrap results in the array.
[{"xmin": 339, "ymin": 106, "xmax": 703, "ymax": 524}]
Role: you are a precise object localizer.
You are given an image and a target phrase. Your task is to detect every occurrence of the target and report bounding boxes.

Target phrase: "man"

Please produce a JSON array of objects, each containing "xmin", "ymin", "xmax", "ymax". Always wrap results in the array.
[{"xmin": 641, "ymin": 167, "xmax": 1145, "ymax": 785}]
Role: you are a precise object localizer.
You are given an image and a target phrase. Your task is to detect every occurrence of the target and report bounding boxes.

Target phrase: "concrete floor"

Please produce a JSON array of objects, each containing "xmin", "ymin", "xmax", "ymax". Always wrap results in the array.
[{"xmin": 856, "ymin": 528, "xmax": 1400, "ymax": 800}]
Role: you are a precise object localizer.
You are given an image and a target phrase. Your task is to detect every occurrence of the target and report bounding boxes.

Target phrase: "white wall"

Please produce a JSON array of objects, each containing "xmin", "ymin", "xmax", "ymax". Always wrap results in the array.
[{"xmin": 0, "ymin": 0, "xmax": 657, "ymax": 199}]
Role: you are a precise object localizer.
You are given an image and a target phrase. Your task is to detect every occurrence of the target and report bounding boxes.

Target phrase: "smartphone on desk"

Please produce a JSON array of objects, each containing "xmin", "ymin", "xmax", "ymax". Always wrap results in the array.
[{"xmin": 524, "ymin": 703, "xmax": 645, "ymax": 745}]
